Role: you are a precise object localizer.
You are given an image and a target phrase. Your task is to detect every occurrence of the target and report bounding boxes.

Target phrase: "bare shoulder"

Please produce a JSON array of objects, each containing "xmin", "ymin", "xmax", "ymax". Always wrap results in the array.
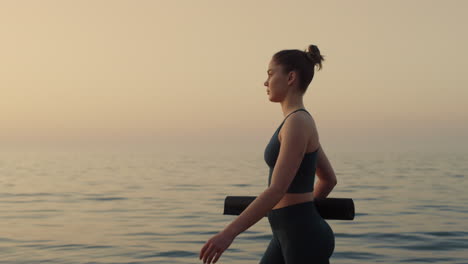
[{"xmin": 279, "ymin": 111, "xmax": 319, "ymax": 150}]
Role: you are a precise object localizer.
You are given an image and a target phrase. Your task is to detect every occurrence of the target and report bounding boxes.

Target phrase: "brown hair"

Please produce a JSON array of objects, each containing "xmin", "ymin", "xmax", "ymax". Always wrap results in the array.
[{"xmin": 272, "ymin": 44, "xmax": 325, "ymax": 94}]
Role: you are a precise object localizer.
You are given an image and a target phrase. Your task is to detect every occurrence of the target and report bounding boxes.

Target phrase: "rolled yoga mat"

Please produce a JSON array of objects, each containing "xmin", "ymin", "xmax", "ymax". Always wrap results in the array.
[{"xmin": 223, "ymin": 196, "xmax": 355, "ymax": 220}]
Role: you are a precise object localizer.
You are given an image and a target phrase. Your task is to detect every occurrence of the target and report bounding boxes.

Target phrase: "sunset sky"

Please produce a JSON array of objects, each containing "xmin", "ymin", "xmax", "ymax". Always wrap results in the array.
[{"xmin": 1, "ymin": 0, "xmax": 467, "ymax": 153}]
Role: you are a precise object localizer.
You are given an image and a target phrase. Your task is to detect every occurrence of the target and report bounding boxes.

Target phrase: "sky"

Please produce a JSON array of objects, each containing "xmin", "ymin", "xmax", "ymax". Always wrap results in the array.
[{"xmin": 1, "ymin": 0, "xmax": 467, "ymax": 153}]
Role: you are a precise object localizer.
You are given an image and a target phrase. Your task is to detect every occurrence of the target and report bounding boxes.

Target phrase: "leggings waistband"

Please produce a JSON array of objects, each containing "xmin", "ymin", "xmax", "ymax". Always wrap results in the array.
[
  {"xmin": 269, "ymin": 200, "xmax": 316, "ymax": 214},
  {"xmin": 267, "ymin": 201, "xmax": 322, "ymax": 229}
]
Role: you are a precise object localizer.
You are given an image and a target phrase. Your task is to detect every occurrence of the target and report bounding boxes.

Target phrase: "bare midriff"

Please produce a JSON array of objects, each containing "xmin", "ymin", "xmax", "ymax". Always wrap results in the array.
[{"xmin": 272, "ymin": 192, "xmax": 314, "ymax": 210}]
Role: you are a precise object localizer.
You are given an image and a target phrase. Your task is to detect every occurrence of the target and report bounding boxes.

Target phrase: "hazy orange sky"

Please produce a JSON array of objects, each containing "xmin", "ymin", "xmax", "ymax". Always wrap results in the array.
[{"xmin": 1, "ymin": 0, "xmax": 467, "ymax": 153}]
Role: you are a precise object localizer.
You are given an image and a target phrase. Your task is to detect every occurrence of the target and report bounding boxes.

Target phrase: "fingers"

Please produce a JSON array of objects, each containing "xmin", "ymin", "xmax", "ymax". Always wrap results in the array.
[
  {"xmin": 212, "ymin": 250, "xmax": 222, "ymax": 263},
  {"xmin": 205, "ymin": 249, "xmax": 221, "ymax": 264},
  {"xmin": 201, "ymin": 243, "xmax": 223, "ymax": 264},
  {"xmin": 202, "ymin": 243, "xmax": 215, "ymax": 263},
  {"xmin": 200, "ymin": 242, "xmax": 212, "ymax": 261},
  {"xmin": 207, "ymin": 250, "xmax": 220, "ymax": 264},
  {"xmin": 199, "ymin": 242, "xmax": 210, "ymax": 259}
]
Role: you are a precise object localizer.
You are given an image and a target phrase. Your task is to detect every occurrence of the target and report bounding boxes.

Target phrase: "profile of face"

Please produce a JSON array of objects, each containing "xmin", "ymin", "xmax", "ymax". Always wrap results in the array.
[{"xmin": 264, "ymin": 59, "xmax": 296, "ymax": 102}]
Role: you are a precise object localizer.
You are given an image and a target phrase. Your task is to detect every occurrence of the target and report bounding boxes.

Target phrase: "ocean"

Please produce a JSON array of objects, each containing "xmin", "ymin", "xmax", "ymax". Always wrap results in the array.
[{"xmin": 0, "ymin": 148, "xmax": 467, "ymax": 263}]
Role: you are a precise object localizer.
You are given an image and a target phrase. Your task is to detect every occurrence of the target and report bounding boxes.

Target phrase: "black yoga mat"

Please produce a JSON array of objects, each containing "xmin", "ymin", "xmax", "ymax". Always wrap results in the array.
[{"xmin": 224, "ymin": 196, "xmax": 355, "ymax": 220}]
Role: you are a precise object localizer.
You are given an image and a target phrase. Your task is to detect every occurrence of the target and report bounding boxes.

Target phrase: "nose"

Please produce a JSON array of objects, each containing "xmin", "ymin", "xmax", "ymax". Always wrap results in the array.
[{"xmin": 264, "ymin": 80, "xmax": 268, "ymax": 87}]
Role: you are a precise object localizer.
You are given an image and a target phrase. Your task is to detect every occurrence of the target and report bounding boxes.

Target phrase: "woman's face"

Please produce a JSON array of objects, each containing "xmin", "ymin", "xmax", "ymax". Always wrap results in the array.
[{"xmin": 264, "ymin": 60, "xmax": 290, "ymax": 102}]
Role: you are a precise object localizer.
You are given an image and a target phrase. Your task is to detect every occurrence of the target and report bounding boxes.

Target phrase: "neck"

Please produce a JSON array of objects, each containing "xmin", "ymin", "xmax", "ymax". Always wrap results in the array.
[{"xmin": 280, "ymin": 91, "xmax": 305, "ymax": 117}]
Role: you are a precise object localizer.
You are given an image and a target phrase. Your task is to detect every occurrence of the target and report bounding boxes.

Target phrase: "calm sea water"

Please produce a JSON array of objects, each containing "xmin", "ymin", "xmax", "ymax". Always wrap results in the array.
[{"xmin": 0, "ymin": 148, "xmax": 467, "ymax": 263}]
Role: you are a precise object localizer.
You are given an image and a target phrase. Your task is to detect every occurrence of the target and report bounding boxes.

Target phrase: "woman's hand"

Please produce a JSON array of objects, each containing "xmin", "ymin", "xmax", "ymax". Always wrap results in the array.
[{"xmin": 199, "ymin": 230, "xmax": 235, "ymax": 264}]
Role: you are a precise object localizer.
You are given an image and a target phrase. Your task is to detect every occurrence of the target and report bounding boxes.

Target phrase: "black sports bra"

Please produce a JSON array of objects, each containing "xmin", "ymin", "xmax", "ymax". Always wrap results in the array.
[{"xmin": 264, "ymin": 109, "xmax": 318, "ymax": 193}]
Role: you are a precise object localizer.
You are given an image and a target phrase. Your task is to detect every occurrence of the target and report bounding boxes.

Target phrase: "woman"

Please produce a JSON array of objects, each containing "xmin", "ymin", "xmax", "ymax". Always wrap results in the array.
[{"xmin": 199, "ymin": 44, "xmax": 337, "ymax": 264}]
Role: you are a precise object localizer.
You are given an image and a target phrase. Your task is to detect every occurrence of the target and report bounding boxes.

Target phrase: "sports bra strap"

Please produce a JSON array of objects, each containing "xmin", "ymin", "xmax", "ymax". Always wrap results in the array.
[{"xmin": 280, "ymin": 108, "xmax": 310, "ymax": 125}]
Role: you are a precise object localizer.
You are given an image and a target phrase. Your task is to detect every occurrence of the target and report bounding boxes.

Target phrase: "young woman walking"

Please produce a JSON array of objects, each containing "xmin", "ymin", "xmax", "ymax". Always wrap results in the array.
[{"xmin": 200, "ymin": 45, "xmax": 337, "ymax": 264}]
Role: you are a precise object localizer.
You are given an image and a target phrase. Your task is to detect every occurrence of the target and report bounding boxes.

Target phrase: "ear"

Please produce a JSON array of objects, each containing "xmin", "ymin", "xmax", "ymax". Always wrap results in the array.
[{"xmin": 287, "ymin": 71, "xmax": 296, "ymax": 86}]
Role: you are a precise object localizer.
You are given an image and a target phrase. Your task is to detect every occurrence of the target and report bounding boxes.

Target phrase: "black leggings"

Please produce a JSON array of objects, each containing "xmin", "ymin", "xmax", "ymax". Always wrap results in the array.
[{"xmin": 259, "ymin": 201, "xmax": 335, "ymax": 264}]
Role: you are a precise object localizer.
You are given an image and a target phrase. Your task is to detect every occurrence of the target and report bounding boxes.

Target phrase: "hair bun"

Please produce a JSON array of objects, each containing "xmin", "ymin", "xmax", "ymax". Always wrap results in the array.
[{"xmin": 305, "ymin": 44, "xmax": 325, "ymax": 70}]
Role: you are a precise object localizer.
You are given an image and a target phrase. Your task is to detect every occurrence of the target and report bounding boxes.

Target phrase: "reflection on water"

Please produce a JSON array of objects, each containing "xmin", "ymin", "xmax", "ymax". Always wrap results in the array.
[{"xmin": 0, "ymin": 150, "xmax": 467, "ymax": 263}]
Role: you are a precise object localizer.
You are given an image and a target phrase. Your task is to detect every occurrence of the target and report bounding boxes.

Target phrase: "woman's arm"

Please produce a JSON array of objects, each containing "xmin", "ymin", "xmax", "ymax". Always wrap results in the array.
[
  {"xmin": 313, "ymin": 144, "xmax": 337, "ymax": 199},
  {"xmin": 222, "ymin": 186, "xmax": 283, "ymax": 237}
]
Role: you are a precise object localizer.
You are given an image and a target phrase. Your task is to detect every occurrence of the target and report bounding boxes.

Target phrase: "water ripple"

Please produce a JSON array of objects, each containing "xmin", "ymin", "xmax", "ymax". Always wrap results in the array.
[
  {"xmin": 141, "ymin": 250, "xmax": 196, "ymax": 258},
  {"xmin": 84, "ymin": 197, "xmax": 128, "ymax": 201},
  {"xmin": 333, "ymin": 251, "xmax": 385, "ymax": 260}
]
